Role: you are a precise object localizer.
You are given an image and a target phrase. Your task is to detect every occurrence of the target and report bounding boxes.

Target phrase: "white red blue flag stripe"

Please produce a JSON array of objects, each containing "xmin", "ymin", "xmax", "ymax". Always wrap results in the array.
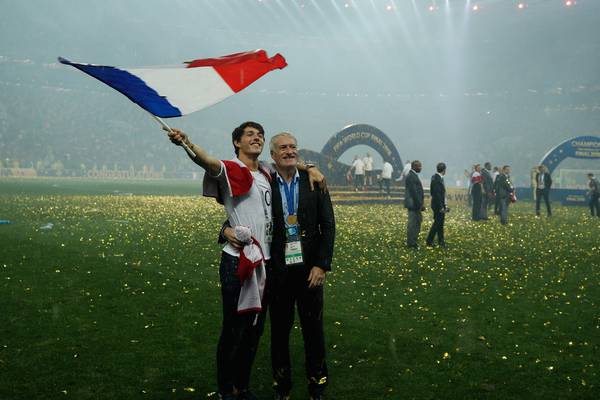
[{"xmin": 58, "ymin": 50, "xmax": 287, "ymax": 118}]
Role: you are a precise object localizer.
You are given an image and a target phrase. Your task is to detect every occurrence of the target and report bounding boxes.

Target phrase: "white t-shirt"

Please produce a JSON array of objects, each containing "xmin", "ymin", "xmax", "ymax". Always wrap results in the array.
[
  {"xmin": 213, "ymin": 162, "xmax": 272, "ymax": 260},
  {"xmin": 352, "ymin": 158, "xmax": 365, "ymax": 175},
  {"xmin": 382, "ymin": 162, "xmax": 393, "ymax": 179},
  {"xmin": 363, "ymin": 156, "xmax": 374, "ymax": 171}
]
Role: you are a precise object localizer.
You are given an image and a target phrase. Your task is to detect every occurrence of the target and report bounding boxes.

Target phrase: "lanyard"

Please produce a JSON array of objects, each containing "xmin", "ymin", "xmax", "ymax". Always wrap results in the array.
[{"xmin": 282, "ymin": 177, "xmax": 297, "ymax": 217}]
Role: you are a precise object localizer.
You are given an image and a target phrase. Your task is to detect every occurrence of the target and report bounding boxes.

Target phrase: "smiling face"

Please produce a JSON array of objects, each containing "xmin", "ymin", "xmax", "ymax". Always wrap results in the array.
[
  {"xmin": 270, "ymin": 133, "xmax": 298, "ymax": 170},
  {"xmin": 234, "ymin": 126, "xmax": 264, "ymax": 157}
]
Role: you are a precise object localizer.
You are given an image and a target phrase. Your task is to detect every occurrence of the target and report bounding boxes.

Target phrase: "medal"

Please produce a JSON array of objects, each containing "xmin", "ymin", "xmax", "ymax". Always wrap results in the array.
[{"xmin": 287, "ymin": 215, "xmax": 297, "ymax": 225}]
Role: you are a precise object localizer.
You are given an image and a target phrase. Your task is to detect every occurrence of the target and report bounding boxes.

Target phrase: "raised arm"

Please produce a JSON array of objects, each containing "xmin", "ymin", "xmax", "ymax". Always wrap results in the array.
[{"xmin": 166, "ymin": 127, "xmax": 221, "ymax": 176}]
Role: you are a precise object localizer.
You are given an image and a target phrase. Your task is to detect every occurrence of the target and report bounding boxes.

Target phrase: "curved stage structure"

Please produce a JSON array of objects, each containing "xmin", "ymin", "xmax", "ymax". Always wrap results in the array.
[{"xmin": 298, "ymin": 123, "xmax": 403, "ymax": 185}]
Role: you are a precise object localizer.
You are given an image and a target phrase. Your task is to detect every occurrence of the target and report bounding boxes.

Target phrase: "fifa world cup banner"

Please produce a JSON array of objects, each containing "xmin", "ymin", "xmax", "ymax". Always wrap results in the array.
[{"xmin": 540, "ymin": 135, "xmax": 600, "ymax": 205}]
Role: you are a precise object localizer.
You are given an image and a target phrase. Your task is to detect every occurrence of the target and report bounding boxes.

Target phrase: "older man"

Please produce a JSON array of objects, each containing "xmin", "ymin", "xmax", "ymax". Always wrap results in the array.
[{"xmin": 267, "ymin": 132, "xmax": 335, "ymax": 400}]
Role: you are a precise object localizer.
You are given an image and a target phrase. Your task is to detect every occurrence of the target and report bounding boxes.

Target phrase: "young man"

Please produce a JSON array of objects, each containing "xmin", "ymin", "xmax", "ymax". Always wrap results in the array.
[
  {"xmin": 404, "ymin": 160, "xmax": 425, "ymax": 248},
  {"xmin": 426, "ymin": 162, "xmax": 448, "ymax": 247},
  {"xmin": 168, "ymin": 123, "xmax": 323, "ymax": 400},
  {"xmin": 535, "ymin": 165, "xmax": 553, "ymax": 217},
  {"xmin": 588, "ymin": 173, "xmax": 600, "ymax": 217}
]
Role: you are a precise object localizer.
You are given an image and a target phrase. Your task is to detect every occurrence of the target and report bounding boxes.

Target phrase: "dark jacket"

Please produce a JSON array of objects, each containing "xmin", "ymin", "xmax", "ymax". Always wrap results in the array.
[
  {"xmin": 482, "ymin": 168, "xmax": 494, "ymax": 195},
  {"xmin": 535, "ymin": 172, "xmax": 552, "ymax": 191},
  {"xmin": 404, "ymin": 170, "xmax": 424, "ymax": 210},
  {"xmin": 495, "ymin": 173, "xmax": 514, "ymax": 199},
  {"xmin": 270, "ymin": 170, "xmax": 335, "ymax": 271},
  {"xmin": 429, "ymin": 173, "xmax": 446, "ymax": 212}
]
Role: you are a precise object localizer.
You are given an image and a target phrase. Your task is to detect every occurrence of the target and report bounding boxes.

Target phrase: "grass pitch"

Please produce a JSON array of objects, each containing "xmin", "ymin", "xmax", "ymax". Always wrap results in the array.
[{"xmin": 0, "ymin": 178, "xmax": 598, "ymax": 399}]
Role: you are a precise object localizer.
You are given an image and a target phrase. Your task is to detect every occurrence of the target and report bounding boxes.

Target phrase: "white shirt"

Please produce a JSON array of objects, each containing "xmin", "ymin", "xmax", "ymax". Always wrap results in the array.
[
  {"xmin": 352, "ymin": 158, "xmax": 365, "ymax": 175},
  {"xmin": 213, "ymin": 161, "xmax": 272, "ymax": 259},
  {"xmin": 382, "ymin": 162, "xmax": 393, "ymax": 179},
  {"xmin": 363, "ymin": 156, "xmax": 374, "ymax": 171}
]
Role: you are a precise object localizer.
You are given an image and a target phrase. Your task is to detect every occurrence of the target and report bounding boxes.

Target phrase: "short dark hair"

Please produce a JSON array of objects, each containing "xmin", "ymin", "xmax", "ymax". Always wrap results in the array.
[
  {"xmin": 231, "ymin": 121, "xmax": 264, "ymax": 155},
  {"xmin": 436, "ymin": 162, "xmax": 446, "ymax": 173},
  {"xmin": 411, "ymin": 160, "xmax": 421, "ymax": 169},
  {"xmin": 589, "ymin": 173, "xmax": 594, "ymax": 177},
  {"xmin": 484, "ymin": 162, "xmax": 491, "ymax": 169}
]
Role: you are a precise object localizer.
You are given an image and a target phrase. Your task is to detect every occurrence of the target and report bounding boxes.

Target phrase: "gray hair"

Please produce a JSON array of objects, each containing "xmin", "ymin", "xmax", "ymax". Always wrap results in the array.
[{"xmin": 269, "ymin": 131, "xmax": 297, "ymax": 153}]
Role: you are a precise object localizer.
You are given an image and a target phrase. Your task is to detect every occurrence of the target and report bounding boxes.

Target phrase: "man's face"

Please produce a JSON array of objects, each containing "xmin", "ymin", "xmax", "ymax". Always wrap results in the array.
[
  {"xmin": 235, "ymin": 127, "xmax": 264, "ymax": 156},
  {"xmin": 504, "ymin": 167, "xmax": 511, "ymax": 175},
  {"xmin": 413, "ymin": 162, "xmax": 422, "ymax": 173},
  {"xmin": 475, "ymin": 165, "xmax": 481, "ymax": 172},
  {"xmin": 271, "ymin": 135, "xmax": 298, "ymax": 169}
]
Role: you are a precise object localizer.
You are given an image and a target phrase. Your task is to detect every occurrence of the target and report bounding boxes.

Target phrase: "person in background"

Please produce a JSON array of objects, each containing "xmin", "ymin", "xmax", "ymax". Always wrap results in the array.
[
  {"xmin": 381, "ymin": 160, "xmax": 394, "ymax": 197},
  {"xmin": 397, "ymin": 159, "xmax": 412, "ymax": 182},
  {"xmin": 480, "ymin": 162, "xmax": 494, "ymax": 220},
  {"xmin": 404, "ymin": 160, "xmax": 425, "ymax": 249},
  {"xmin": 495, "ymin": 165, "xmax": 515, "ymax": 225},
  {"xmin": 587, "ymin": 173, "xmax": 600, "ymax": 217},
  {"xmin": 471, "ymin": 164, "xmax": 483, "ymax": 221},
  {"xmin": 535, "ymin": 165, "xmax": 553, "ymax": 217},
  {"xmin": 426, "ymin": 162, "xmax": 448, "ymax": 248},
  {"xmin": 349, "ymin": 155, "xmax": 365, "ymax": 192},
  {"xmin": 363, "ymin": 152, "xmax": 374, "ymax": 187},
  {"xmin": 492, "ymin": 166, "xmax": 501, "ymax": 215}
]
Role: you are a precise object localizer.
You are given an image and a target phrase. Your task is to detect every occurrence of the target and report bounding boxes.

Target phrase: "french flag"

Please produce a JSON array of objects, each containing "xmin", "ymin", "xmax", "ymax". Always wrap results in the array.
[{"xmin": 58, "ymin": 50, "xmax": 287, "ymax": 118}]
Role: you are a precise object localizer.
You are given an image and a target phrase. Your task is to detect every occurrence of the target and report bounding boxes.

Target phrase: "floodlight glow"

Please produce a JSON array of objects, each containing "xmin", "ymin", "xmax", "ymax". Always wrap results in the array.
[
  {"xmin": 517, "ymin": 3, "xmax": 526, "ymax": 9},
  {"xmin": 565, "ymin": 0, "xmax": 576, "ymax": 6},
  {"xmin": 386, "ymin": 4, "xmax": 393, "ymax": 11}
]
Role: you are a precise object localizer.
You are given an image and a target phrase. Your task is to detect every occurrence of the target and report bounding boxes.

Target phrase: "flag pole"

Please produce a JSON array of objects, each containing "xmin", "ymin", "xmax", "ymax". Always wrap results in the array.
[{"xmin": 148, "ymin": 113, "xmax": 196, "ymax": 159}]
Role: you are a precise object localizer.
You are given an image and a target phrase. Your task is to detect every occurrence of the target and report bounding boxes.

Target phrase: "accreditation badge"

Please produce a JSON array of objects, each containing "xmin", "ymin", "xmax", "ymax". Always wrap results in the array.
[{"xmin": 284, "ymin": 240, "xmax": 303, "ymax": 266}]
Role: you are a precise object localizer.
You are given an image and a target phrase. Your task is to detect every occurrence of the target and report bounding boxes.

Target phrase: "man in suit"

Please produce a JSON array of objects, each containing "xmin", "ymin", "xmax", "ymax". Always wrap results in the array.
[
  {"xmin": 404, "ymin": 160, "xmax": 425, "ymax": 248},
  {"xmin": 588, "ymin": 173, "xmax": 600, "ymax": 217},
  {"xmin": 426, "ymin": 162, "xmax": 449, "ymax": 247},
  {"xmin": 481, "ymin": 162, "xmax": 494, "ymax": 220},
  {"xmin": 225, "ymin": 132, "xmax": 335, "ymax": 400},
  {"xmin": 268, "ymin": 132, "xmax": 335, "ymax": 400},
  {"xmin": 495, "ymin": 165, "xmax": 515, "ymax": 225},
  {"xmin": 493, "ymin": 166, "xmax": 501, "ymax": 215},
  {"xmin": 535, "ymin": 165, "xmax": 553, "ymax": 217}
]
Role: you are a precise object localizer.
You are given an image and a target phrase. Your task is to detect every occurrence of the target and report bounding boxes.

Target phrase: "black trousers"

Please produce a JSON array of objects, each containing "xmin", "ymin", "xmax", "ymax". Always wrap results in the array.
[
  {"xmin": 382, "ymin": 178, "xmax": 391, "ymax": 195},
  {"xmin": 590, "ymin": 193, "xmax": 600, "ymax": 217},
  {"xmin": 494, "ymin": 193, "xmax": 500, "ymax": 215},
  {"xmin": 472, "ymin": 188, "xmax": 482, "ymax": 220},
  {"xmin": 536, "ymin": 188, "xmax": 552, "ymax": 216},
  {"xmin": 270, "ymin": 265, "xmax": 327, "ymax": 397},
  {"xmin": 217, "ymin": 252, "xmax": 268, "ymax": 395},
  {"xmin": 426, "ymin": 209, "xmax": 445, "ymax": 245}
]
